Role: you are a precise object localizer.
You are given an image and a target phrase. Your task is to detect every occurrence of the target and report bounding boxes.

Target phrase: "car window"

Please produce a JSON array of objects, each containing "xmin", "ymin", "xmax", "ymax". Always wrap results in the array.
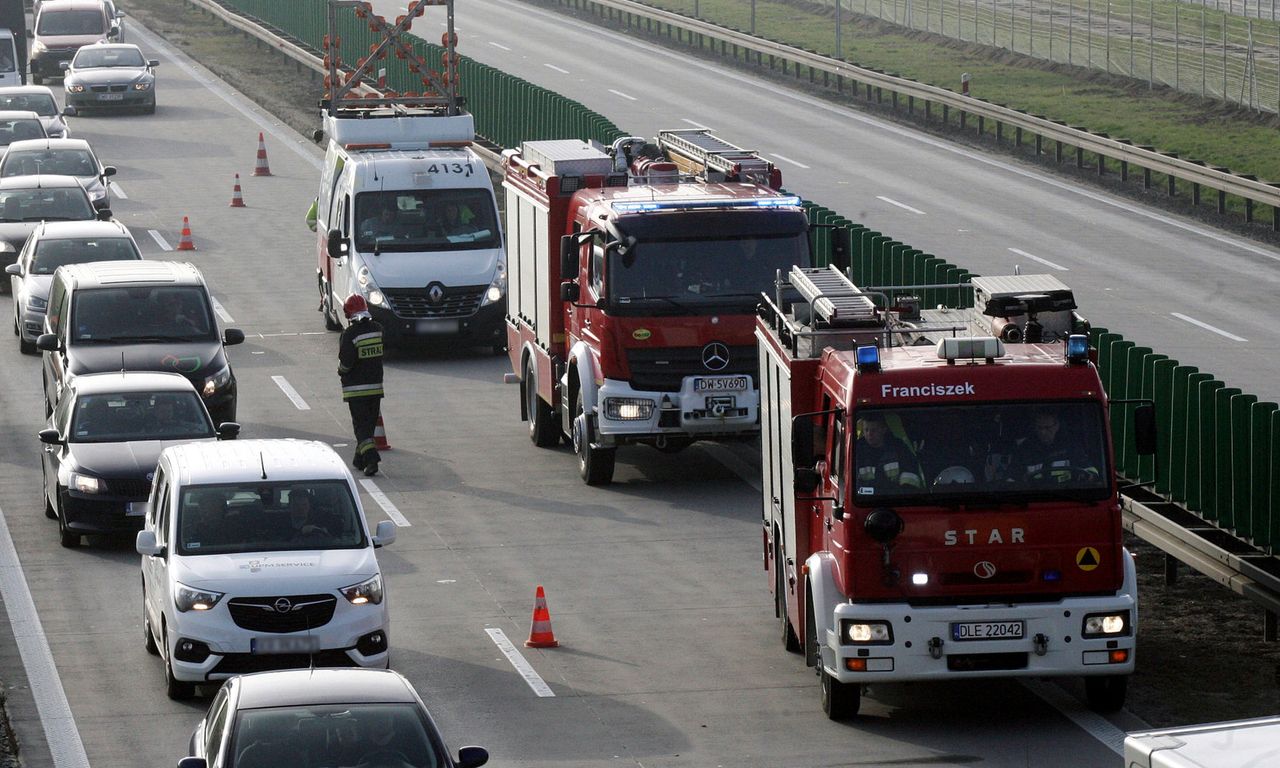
[
  {"xmin": 204, "ymin": 688, "xmax": 231, "ymax": 760},
  {"xmin": 147, "ymin": 465, "xmax": 167, "ymax": 528},
  {"xmin": 0, "ymin": 94, "xmax": 57, "ymax": 116},
  {"xmin": 74, "ymin": 47, "xmax": 144, "ymax": 68},
  {"xmin": 0, "ymin": 119, "xmax": 46, "ymax": 146},
  {"xmin": 229, "ymin": 704, "xmax": 443, "ymax": 768},
  {"xmin": 36, "ymin": 10, "xmax": 107, "ymax": 36},
  {"xmin": 53, "ymin": 388, "xmax": 74, "ymax": 433},
  {"xmin": 69, "ymin": 391, "xmax": 215, "ymax": 443},
  {"xmin": 3, "ymin": 149, "xmax": 98, "ymax": 178},
  {"xmin": 33, "ymin": 237, "xmax": 139, "ymax": 274},
  {"xmin": 48, "ymin": 275, "xmax": 67, "ymax": 337},
  {"xmin": 176, "ymin": 481, "xmax": 367, "ymax": 556},
  {"xmin": 71, "ymin": 286, "xmax": 216, "ymax": 343},
  {"xmin": 0, "ymin": 186, "xmax": 92, "ymax": 222}
]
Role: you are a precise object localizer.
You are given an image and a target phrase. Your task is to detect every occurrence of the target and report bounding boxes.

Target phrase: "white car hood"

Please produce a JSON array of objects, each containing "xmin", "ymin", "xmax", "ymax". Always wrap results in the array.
[
  {"xmin": 173, "ymin": 548, "xmax": 379, "ymax": 594},
  {"xmin": 360, "ymin": 247, "xmax": 500, "ymax": 289}
]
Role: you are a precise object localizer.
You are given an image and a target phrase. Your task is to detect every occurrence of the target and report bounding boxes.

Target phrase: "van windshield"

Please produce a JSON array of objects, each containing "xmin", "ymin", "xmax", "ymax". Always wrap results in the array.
[
  {"xmin": 355, "ymin": 189, "xmax": 498, "ymax": 253},
  {"xmin": 71, "ymin": 286, "xmax": 216, "ymax": 343},
  {"xmin": 175, "ymin": 481, "xmax": 367, "ymax": 556},
  {"xmin": 37, "ymin": 10, "xmax": 106, "ymax": 36}
]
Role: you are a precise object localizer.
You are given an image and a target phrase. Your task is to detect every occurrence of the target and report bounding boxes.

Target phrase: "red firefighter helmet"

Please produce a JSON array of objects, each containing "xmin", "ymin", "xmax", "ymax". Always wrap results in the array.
[{"xmin": 343, "ymin": 294, "xmax": 369, "ymax": 319}]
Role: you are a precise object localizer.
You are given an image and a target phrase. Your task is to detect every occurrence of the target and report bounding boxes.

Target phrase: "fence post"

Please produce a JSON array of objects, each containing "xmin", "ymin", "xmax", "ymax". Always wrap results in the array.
[
  {"xmin": 1214, "ymin": 387, "xmax": 1243, "ymax": 527},
  {"xmin": 1250, "ymin": 401, "xmax": 1277, "ymax": 549},
  {"xmin": 1145, "ymin": 354, "xmax": 1173, "ymax": 487},
  {"xmin": 1230, "ymin": 393, "xmax": 1259, "ymax": 538},
  {"xmin": 1194, "ymin": 379, "xmax": 1225, "ymax": 517}
]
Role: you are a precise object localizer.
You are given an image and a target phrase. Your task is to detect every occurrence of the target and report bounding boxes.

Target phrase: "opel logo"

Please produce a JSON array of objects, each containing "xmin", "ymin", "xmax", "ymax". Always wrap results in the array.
[
  {"xmin": 702, "ymin": 342, "xmax": 729, "ymax": 372},
  {"xmin": 426, "ymin": 282, "xmax": 446, "ymax": 304},
  {"xmin": 274, "ymin": 598, "xmax": 293, "ymax": 614},
  {"xmin": 973, "ymin": 561, "xmax": 997, "ymax": 580}
]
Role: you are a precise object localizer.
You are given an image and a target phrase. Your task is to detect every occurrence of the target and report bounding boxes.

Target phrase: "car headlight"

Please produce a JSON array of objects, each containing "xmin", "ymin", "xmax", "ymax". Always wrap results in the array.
[
  {"xmin": 357, "ymin": 267, "xmax": 386, "ymax": 308},
  {"xmin": 175, "ymin": 582, "xmax": 224, "ymax": 613},
  {"xmin": 28, "ymin": 295, "xmax": 48, "ymax": 311},
  {"xmin": 202, "ymin": 364, "xmax": 232, "ymax": 397},
  {"xmin": 70, "ymin": 472, "xmax": 103, "ymax": 494},
  {"xmin": 66, "ymin": 84, "xmax": 85, "ymax": 93},
  {"xmin": 481, "ymin": 261, "xmax": 506, "ymax": 306},
  {"xmin": 841, "ymin": 620, "xmax": 894, "ymax": 644},
  {"xmin": 1082, "ymin": 611, "xmax": 1131, "ymax": 638},
  {"xmin": 339, "ymin": 575, "xmax": 384, "ymax": 605},
  {"xmin": 132, "ymin": 82, "xmax": 152, "ymax": 91}
]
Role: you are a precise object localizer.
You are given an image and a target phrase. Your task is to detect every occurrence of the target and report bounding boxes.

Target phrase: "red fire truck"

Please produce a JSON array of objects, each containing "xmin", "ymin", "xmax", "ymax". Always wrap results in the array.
[
  {"xmin": 758, "ymin": 266, "xmax": 1154, "ymax": 717},
  {"xmin": 503, "ymin": 130, "xmax": 812, "ymax": 484}
]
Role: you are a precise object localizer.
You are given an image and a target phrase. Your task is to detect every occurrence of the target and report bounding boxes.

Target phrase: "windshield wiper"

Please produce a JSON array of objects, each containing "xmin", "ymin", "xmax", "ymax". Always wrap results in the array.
[{"xmin": 621, "ymin": 295, "xmax": 695, "ymax": 312}]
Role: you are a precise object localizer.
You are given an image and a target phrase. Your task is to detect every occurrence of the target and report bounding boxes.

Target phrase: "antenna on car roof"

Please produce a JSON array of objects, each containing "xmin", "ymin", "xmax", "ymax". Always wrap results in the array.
[{"xmin": 259, "ymin": 452, "xmax": 267, "ymax": 480}]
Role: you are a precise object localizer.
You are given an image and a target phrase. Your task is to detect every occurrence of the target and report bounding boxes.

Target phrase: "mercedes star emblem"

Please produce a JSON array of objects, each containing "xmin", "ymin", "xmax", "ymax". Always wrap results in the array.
[
  {"xmin": 973, "ymin": 561, "xmax": 997, "ymax": 580},
  {"xmin": 702, "ymin": 342, "xmax": 730, "ymax": 371},
  {"xmin": 274, "ymin": 597, "xmax": 294, "ymax": 613}
]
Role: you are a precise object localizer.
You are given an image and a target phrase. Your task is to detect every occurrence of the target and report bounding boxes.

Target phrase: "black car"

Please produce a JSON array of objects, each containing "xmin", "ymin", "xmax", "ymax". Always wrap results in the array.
[
  {"xmin": 0, "ymin": 174, "xmax": 110, "ymax": 286},
  {"xmin": 40, "ymin": 371, "xmax": 237, "ymax": 548},
  {"xmin": 37, "ymin": 260, "xmax": 243, "ymax": 424},
  {"xmin": 182, "ymin": 668, "xmax": 488, "ymax": 768}
]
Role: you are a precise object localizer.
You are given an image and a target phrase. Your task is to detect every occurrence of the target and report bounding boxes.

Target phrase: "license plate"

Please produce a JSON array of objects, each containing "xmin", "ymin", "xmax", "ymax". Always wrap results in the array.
[
  {"xmin": 415, "ymin": 319, "xmax": 459, "ymax": 334},
  {"xmin": 951, "ymin": 621, "xmax": 1025, "ymax": 641},
  {"xmin": 98, "ymin": 93, "xmax": 124, "ymax": 101},
  {"xmin": 693, "ymin": 376, "xmax": 749, "ymax": 393},
  {"xmin": 125, "ymin": 501, "xmax": 142, "ymax": 517},
  {"xmin": 251, "ymin": 636, "xmax": 321, "ymax": 654}
]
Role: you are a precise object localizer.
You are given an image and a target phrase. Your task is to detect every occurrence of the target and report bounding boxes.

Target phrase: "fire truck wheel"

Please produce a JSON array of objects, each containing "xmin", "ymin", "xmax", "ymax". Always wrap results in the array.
[
  {"xmin": 820, "ymin": 668, "xmax": 861, "ymax": 720},
  {"xmin": 525, "ymin": 360, "xmax": 559, "ymax": 447},
  {"xmin": 1084, "ymin": 675, "xmax": 1128, "ymax": 712},
  {"xmin": 574, "ymin": 395, "xmax": 615, "ymax": 485},
  {"xmin": 777, "ymin": 542, "xmax": 801, "ymax": 654},
  {"xmin": 804, "ymin": 591, "xmax": 819, "ymax": 667}
]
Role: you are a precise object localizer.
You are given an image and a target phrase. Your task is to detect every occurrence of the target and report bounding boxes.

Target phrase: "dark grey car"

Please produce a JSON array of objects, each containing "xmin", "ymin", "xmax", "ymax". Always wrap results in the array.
[
  {"xmin": 0, "ymin": 174, "xmax": 110, "ymax": 291},
  {"xmin": 62, "ymin": 43, "xmax": 156, "ymax": 113}
]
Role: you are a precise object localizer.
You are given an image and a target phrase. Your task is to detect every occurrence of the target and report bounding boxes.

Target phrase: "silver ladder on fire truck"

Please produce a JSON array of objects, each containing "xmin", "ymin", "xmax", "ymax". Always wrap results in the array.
[{"xmin": 651, "ymin": 128, "xmax": 781, "ymax": 186}]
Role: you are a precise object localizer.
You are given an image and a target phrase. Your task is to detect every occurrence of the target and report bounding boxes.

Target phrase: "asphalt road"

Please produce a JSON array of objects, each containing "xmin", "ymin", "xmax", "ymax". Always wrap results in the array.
[
  {"xmin": 0, "ymin": 13, "xmax": 1155, "ymax": 768},
  {"xmin": 381, "ymin": 0, "xmax": 1280, "ymax": 403}
]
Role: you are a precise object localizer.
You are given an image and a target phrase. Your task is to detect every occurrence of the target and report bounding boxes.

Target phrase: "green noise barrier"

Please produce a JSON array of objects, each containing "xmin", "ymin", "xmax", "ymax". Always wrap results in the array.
[{"xmin": 217, "ymin": 0, "xmax": 1276, "ymax": 557}]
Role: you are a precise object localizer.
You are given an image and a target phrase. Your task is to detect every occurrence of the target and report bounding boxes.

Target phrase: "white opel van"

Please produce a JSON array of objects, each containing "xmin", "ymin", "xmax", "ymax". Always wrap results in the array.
[
  {"xmin": 136, "ymin": 439, "xmax": 397, "ymax": 699},
  {"xmin": 312, "ymin": 108, "xmax": 505, "ymax": 348}
]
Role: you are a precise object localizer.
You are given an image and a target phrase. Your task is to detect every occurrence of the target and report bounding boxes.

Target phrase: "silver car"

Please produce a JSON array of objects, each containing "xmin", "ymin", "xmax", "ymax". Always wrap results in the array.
[
  {"xmin": 0, "ymin": 86, "xmax": 75, "ymax": 138},
  {"xmin": 62, "ymin": 42, "xmax": 156, "ymax": 114},
  {"xmin": 6, "ymin": 219, "xmax": 139, "ymax": 353},
  {"xmin": 0, "ymin": 110, "xmax": 48, "ymax": 147},
  {"xmin": 0, "ymin": 138, "xmax": 116, "ymax": 209}
]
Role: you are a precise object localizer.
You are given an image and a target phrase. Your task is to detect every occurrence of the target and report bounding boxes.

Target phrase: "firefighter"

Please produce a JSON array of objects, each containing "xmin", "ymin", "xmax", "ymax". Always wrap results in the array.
[
  {"xmin": 1011, "ymin": 410, "xmax": 1098, "ymax": 484},
  {"xmin": 338, "ymin": 294, "xmax": 384, "ymax": 476},
  {"xmin": 853, "ymin": 412, "xmax": 923, "ymax": 491}
]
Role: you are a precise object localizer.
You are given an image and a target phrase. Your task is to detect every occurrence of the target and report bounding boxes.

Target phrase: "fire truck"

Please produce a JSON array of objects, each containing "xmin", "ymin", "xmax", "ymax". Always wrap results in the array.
[
  {"xmin": 503, "ymin": 129, "xmax": 813, "ymax": 484},
  {"xmin": 758, "ymin": 266, "xmax": 1155, "ymax": 717}
]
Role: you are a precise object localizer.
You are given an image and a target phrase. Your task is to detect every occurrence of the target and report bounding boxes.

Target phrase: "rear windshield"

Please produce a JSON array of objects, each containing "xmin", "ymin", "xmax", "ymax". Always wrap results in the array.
[
  {"xmin": 0, "ymin": 185, "xmax": 92, "ymax": 221},
  {"xmin": 37, "ymin": 10, "xmax": 106, "ymax": 36},
  {"xmin": 33, "ymin": 236, "xmax": 140, "ymax": 275},
  {"xmin": 3, "ymin": 149, "xmax": 98, "ymax": 178},
  {"xmin": 176, "ymin": 481, "xmax": 367, "ymax": 556},
  {"xmin": 71, "ymin": 285, "xmax": 216, "ymax": 343},
  {"xmin": 71, "ymin": 391, "xmax": 213, "ymax": 443}
]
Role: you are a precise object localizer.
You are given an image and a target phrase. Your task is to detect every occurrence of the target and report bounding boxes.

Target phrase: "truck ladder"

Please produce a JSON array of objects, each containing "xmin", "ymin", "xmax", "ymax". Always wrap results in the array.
[
  {"xmin": 789, "ymin": 266, "xmax": 880, "ymax": 327},
  {"xmin": 656, "ymin": 129, "xmax": 774, "ymax": 184}
]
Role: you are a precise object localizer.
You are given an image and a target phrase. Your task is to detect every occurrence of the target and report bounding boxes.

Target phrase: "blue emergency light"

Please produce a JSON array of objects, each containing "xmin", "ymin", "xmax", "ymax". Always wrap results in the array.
[
  {"xmin": 1065, "ymin": 334, "xmax": 1090, "ymax": 363},
  {"xmin": 855, "ymin": 345, "xmax": 881, "ymax": 372},
  {"xmin": 611, "ymin": 195, "xmax": 802, "ymax": 213}
]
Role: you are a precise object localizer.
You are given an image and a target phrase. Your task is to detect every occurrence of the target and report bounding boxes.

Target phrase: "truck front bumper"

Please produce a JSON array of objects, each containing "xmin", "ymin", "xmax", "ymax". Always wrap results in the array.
[{"xmin": 594, "ymin": 377, "xmax": 759, "ymax": 444}]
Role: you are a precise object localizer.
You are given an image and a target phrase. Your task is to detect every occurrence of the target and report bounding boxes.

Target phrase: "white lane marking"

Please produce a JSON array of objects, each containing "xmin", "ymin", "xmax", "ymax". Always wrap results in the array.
[
  {"xmin": 255, "ymin": 331, "xmax": 330, "ymax": 338},
  {"xmin": 1021, "ymin": 679, "xmax": 1128, "ymax": 755},
  {"xmin": 488, "ymin": 41, "xmax": 512, "ymax": 51},
  {"xmin": 109, "ymin": 181, "xmax": 127, "ymax": 199},
  {"xmin": 210, "ymin": 296, "xmax": 233, "ymax": 324},
  {"xmin": 876, "ymin": 195, "xmax": 927, "ymax": 215},
  {"xmin": 271, "ymin": 375, "xmax": 311, "ymax": 410},
  {"xmin": 359, "ymin": 479, "xmax": 411, "ymax": 527},
  {"xmin": 1008, "ymin": 247, "xmax": 1069, "ymax": 272},
  {"xmin": 607, "ymin": 88, "xmax": 638, "ymax": 101},
  {"xmin": 0, "ymin": 503, "xmax": 91, "ymax": 768},
  {"xmin": 771, "ymin": 153, "xmax": 810, "ymax": 169},
  {"xmin": 681, "ymin": 118, "xmax": 712, "ymax": 129},
  {"xmin": 1171, "ymin": 313, "xmax": 1248, "ymax": 342},
  {"xmin": 485, "ymin": 628, "xmax": 555, "ymax": 698},
  {"xmin": 147, "ymin": 229, "xmax": 172, "ymax": 251},
  {"xmin": 544, "ymin": 63, "xmax": 569, "ymax": 74}
]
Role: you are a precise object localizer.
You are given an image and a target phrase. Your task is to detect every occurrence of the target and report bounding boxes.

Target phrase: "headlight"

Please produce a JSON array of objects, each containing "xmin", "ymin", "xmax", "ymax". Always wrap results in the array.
[
  {"xmin": 841, "ymin": 620, "xmax": 893, "ymax": 644},
  {"xmin": 357, "ymin": 267, "xmax": 386, "ymax": 307},
  {"xmin": 1082, "ymin": 611, "xmax": 1131, "ymax": 638},
  {"xmin": 339, "ymin": 575, "xmax": 384, "ymax": 605},
  {"xmin": 66, "ymin": 84, "xmax": 85, "ymax": 93},
  {"xmin": 604, "ymin": 397, "xmax": 654, "ymax": 421},
  {"xmin": 174, "ymin": 582, "xmax": 224, "ymax": 613},
  {"xmin": 28, "ymin": 295, "xmax": 48, "ymax": 311},
  {"xmin": 481, "ymin": 261, "xmax": 506, "ymax": 306},
  {"xmin": 202, "ymin": 364, "xmax": 232, "ymax": 397},
  {"xmin": 70, "ymin": 472, "xmax": 103, "ymax": 494},
  {"xmin": 132, "ymin": 82, "xmax": 152, "ymax": 91},
  {"xmin": 31, "ymin": 40, "xmax": 47, "ymax": 54}
]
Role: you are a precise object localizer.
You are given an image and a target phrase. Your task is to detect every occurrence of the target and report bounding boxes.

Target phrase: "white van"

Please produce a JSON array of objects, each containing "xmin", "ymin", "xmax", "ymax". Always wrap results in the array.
[
  {"xmin": 135, "ymin": 439, "xmax": 397, "ymax": 699},
  {"xmin": 1124, "ymin": 716, "xmax": 1280, "ymax": 767},
  {"xmin": 312, "ymin": 108, "xmax": 505, "ymax": 348},
  {"xmin": 0, "ymin": 30, "xmax": 19, "ymax": 87}
]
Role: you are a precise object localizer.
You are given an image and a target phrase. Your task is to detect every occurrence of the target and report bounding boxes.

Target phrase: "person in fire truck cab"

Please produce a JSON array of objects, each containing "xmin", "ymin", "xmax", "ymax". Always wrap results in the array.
[
  {"xmin": 853, "ymin": 412, "xmax": 923, "ymax": 492},
  {"xmin": 1010, "ymin": 409, "xmax": 1099, "ymax": 484}
]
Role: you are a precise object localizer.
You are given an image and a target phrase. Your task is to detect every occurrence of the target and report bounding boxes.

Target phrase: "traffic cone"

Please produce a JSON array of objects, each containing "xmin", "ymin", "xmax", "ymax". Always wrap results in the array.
[
  {"xmin": 229, "ymin": 174, "xmax": 246, "ymax": 207},
  {"xmin": 525, "ymin": 585, "xmax": 559, "ymax": 648},
  {"xmin": 176, "ymin": 216, "xmax": 196, "ymax": 251},
  {"xmin": 373, "ymin": 413, "xmax": 392, "ymax": 451},
  {"xmin": 252, "ymin": 132, "xmax": 272, "ymax": 177}
]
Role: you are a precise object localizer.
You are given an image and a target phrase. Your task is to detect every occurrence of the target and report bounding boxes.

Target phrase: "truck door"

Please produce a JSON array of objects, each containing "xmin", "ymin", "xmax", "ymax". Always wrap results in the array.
[
  {"xmin": 328, "ymin": 192, "xmax": 352, "ymax": 303},
  {"xmin": 819, "ymin": 403, "xmax": 849, "ymax": 552}
]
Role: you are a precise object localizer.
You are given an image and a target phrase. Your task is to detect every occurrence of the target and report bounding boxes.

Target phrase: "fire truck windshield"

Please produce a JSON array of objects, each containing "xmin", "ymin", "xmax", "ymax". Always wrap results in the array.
[
  {"xmin": 608, "ymin": 233, "xmax": 809, "ymax": 313},
  {"xmin": 355, "ymin": 189, "xmax": 499, "ymax": 252},
  {"xmin": 847, "ymin": 401, "xmax": 1111, "ymax": 504}
]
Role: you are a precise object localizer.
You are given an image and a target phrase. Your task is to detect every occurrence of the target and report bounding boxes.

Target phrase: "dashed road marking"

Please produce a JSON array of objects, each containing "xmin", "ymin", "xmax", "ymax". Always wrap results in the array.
[
  {"xmin": 210, "ymin": 296, "xmax": 233, "ymax": 324},
  {"xmin": 271, "ymin": 375, "xmax": 311, "ymax": 410},
  {"xmin": 876, "ymin": 196, "xmax": 927, "ymax": 215},
  {"xmin": 485, "ymin": 628, "xmax": 555, "ymax": 698},
  {"xmin": 1171, "ymin": 313, "xmax": 1247, "ymax": 342},
  {"xmin": 681, "ymin": 118, "xmax": 711, "ymax": 130},
  {"xmin": 607, "ymin": 88, "xmax": 637, "ymax": 101},
  {"xmin": 771, "ymin": 154, "xmax": 810, "ymax": 169},
  {"xmin": 544, "ymin": 63, "xmax": 569, "ymax": 73},
  {"xmin": 147, "ymin": 229, "xmax": 172, "ymax": 251},
  {"xmin": 359, "ymin": 479, "xmax": 411, "ymax": 527},
  {"xmin": 109, "ymin": 182, "xmax": 127, "ymax": 199},
  {"xmin": 1008, "ymin": 247, "xmax": 1069, "ymax": 272},
  {"xmin": 488, "ymin": 41, "xmax": 512, "ymax": 50}
]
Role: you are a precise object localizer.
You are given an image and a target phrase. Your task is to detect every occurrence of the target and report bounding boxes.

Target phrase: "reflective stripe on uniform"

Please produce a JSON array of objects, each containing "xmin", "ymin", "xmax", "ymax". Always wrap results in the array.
[{"xmin": 343, "ymin": 383, "xmax": 384, "ymax": 399}]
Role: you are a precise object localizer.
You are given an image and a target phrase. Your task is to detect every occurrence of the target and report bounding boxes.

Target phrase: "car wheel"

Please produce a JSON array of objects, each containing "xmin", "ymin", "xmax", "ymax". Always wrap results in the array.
[
  {"xmin": 10, "ymin": 314, "xmax": 16, "ymax": 335},
  {"xmin": 321, "ymin": 285, "xmax": 341, "ymax": 332},
  {"xmin": 56, "ymin": 494, "xmax": 79, "ymax": 548},
  {"xmin": 43, "ymin": 492, "xmax": 56, "ymax": 520},
  {"xmin": 19, "ymin": 334, "xmax": 35, "ymax": 354},
  {"xmin": 142, "ymin": 586, "xmax": 159, "ymax": 656},
  {"xmin": 163, "ymin": 625, "xmax": 195, "ymax": 700}
]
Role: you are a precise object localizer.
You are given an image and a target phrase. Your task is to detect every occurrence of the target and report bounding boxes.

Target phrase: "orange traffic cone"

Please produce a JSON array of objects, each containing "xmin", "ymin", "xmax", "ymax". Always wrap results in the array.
[
  {"xmin": 229, "ymin": 174, "xmax": 245, "ymax": 207},
  {"xmin": 373, "ymin": 413, "xmax": 392, "ymax": 451},
  {"xmin": 525, "ymin": 585, "xmax": 559, "ymax": 648},
  {"xmin": 176, "ymin": 216, "xmax": 196, "ymax": 251},
  {"xmin": 252, "ymin": 132, "xmax": 272, "ymax": 177}
]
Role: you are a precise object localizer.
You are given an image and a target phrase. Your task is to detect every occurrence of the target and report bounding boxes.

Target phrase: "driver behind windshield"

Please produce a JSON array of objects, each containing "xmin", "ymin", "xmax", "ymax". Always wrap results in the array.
[{"xmin": 1010, "ymin": 410, "xmax": 1099, "ymax": 484}]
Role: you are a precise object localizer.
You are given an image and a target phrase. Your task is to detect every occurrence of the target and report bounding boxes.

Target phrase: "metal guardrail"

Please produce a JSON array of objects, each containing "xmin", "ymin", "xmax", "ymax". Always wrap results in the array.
[{"xmin": 558, "ymin": 0, "xmax": 1280, "ymax": 226}]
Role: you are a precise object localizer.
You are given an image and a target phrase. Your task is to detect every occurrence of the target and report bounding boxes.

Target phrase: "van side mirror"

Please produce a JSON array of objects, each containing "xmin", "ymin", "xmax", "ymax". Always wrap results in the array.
[
  {"xmin": 36, "ymin": 334, "xmax": 61, "ymax": 352},
  {"xmin": 559, "ymin": 281, "xmax": 579, "ymax": 303},
  {"xmin": 794, "ymin": 466, "xmax": 821, "ymax": 494},
  {"xmin": 327, "ymin": 228, "xmax": 346, "ymax": 260},
  {"xmin": 4, "ymin": 263, "xmax": 20, "ymax": 276},
  {"xmin": 135, "ymin": 529, "xmax": 163, "ymax": 557},
  {"xmin": 1133, "ymin": 404, "xmax": 1157, "ymax": 456},
  {"xmin": 559, "ymin": 235, "xmax": 578, "ymax": 280},
  {"xmin": 217, "ymin": 422, "xmax": 241, "ymax": 440},
  {"xmin": 38, "ymin": 428, "xmax": 62, "ymax": 445},
  {"xmin": 372, "ymin": 519, "xmax": 397, "ymax": 548},
  {"xmin": 222, "ymin": 328, "xmax": 245, "ymax": 346},
  {"xmin": 96, "ymin": 208, "xmax": 113, "ymax": 221}
]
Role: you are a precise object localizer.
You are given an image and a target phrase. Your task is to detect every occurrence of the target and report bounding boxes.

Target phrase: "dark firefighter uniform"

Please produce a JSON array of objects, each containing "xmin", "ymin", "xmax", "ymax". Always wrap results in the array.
[{"xmin": 338, "ymin": 295, "xmax": 384, "ymax": 476}]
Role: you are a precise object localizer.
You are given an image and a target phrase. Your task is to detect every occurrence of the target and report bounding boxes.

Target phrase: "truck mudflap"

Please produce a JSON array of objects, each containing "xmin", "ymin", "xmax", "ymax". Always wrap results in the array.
[
  {"xmin": 808, "ymin": 548, "xmax": 1138, "ymax": 685},
  {"xmin": 594, "ymin": 377, "xmax": 760, "ymax": 442}
]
